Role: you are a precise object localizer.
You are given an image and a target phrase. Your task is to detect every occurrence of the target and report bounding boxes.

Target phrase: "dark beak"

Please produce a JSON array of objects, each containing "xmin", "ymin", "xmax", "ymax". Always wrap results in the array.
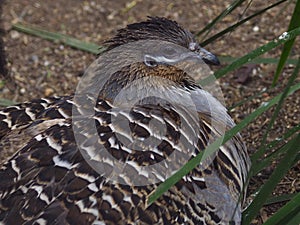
[{"xmin": 197, "ymin": 47, "xmax": 220, "ymax": 66}]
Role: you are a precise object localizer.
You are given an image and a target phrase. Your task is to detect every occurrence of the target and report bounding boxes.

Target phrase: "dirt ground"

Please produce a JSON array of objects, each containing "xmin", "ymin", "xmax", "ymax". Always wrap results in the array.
[{"xmin": 0, "ymin": 0, "xmax": 299, "ymax": 224}]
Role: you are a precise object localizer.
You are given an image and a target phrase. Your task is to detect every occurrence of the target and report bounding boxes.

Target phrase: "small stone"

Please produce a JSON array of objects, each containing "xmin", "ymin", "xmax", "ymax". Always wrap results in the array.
[
  {"xmin": 23, "ymin": 36, "xmax": 29, "ymax": 45},
  {"xmin": 10, "ymin": 31, "xmax": 20, "ymax": 39},
  {"xmin": 253, "ymin": 26, "xmax": 259, "ymax": 32},
  {"xmin": 44, "ymin": 61, "xmax": 50, "ymax": 66},
  {"xmin": 108, "ymin": 12, "xmax": 116, "ymax": 20},
  {"xmin": 20, "ymin": 88, "xmax": 26, "ymax": 94}
]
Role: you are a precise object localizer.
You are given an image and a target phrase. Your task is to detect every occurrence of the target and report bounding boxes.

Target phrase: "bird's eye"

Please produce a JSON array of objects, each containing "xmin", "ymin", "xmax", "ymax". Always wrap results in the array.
[{"xmin": 144, "ymin": 55, "xmax": 158, "ymax": 67}]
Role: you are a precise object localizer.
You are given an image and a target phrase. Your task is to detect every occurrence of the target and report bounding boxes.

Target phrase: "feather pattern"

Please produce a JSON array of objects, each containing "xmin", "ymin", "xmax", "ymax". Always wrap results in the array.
[{"xmin": 0, "ymin": 17, "xmax": 250, "ymax": 225}]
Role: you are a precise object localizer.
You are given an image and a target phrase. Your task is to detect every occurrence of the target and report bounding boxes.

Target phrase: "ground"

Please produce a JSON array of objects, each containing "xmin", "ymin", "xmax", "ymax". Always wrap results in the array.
[{"xmin": 0, "ymin": 0, "xmax": 299, "ymax": 224}]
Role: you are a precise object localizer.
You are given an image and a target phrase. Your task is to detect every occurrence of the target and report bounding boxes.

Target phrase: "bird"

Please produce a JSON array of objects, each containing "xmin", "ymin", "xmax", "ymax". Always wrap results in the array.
[{"xmin": 0, "ymin": 17, "xmax": 250, "ymax": 225}]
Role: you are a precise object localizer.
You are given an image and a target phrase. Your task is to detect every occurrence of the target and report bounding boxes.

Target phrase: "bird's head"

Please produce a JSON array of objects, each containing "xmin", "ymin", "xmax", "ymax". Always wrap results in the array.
[
  {"xmin": 104, "ymin": 17, "xmax": 220, "ymax": 66},
  {"xmin": 81, "ymin": 17, "xmax": 220, "ymax": 100}
]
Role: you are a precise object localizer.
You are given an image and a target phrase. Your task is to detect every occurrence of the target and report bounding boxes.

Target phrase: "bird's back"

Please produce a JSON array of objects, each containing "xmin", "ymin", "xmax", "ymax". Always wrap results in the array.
[{"xmin": 0, "ymin": 94, "xmax": 248, "ymax": 225}]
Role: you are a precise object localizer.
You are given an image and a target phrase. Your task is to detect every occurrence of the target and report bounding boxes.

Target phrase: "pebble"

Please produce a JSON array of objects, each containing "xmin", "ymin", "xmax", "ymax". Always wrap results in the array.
[
  {"xmin": 44, "ymin": 61, "xmax": 50, "ymax": 66},
  {"xmin": 10, "ymin": 31, "xmax": 20, "ymax": 39},
  {"xmin": 20, "ymin": 88, "xmax": 26, "ymax": 94},
  {"xmin": 253, "ymin": 26, "xmax": 259, "ymax": 32}
]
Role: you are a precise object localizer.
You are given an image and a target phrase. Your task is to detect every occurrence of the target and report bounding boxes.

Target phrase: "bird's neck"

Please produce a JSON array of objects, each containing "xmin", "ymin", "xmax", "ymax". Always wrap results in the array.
[{"xmin": 98, "ymin": 65, "xmax": 198, "ymax": 103}]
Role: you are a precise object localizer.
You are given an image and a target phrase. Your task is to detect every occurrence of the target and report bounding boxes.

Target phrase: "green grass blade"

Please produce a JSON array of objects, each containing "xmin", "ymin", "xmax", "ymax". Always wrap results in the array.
[
  {"xmin": 242, "ymin": 134, "xmax": 300, "ymax": 225},
  {"xmin": 252, "ymin": 56, "xmax": 300, "ymax": 163},
  {"xmin": 147, "ymin": 82, "xmax": 300, "ymax": 206},
  {"xmin": 265, "ymin": 123, "xmax": 300, "ymax": 151},
  {"xmin": 200, "ymin": 27, "xmax": 300, "ymax": 86},
  {"xmin": 228, "ymin": 88, "xmax": 270, "ymax": 111},
  {"xmin": 262, "ymin": 192, "xmax": 300, "ymax": 225},
  {"xmin": 272, "ymin": 0, "xmax": 300, "ymax": 86},
  {"xmin": 12, "ymin": 22, "xmax": 106, "ymax": 54},
  {"xmin": 196, "ymin": 0, "xmax": 247, "ymax": 38},
  {"xmin": 264, "ymin": 193, "xmax": 298, "ymax": 205},
  {"xmin": 251, "ymin": 124, "xmax": 300, "ymax": 176},
  {"xmin": 251, "ymin": 131, "xmax": 299, "ymax": 176},
  {"xmin": 201, "ymin": 0, "xmax": 288, "ymax": 46}
]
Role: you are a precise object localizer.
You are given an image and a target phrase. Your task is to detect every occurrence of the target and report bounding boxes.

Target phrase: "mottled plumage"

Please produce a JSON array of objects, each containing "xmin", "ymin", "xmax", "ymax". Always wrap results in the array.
[{"xmin": 0, "ymin": 17, "xmax": 250, "ymax": 225}]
